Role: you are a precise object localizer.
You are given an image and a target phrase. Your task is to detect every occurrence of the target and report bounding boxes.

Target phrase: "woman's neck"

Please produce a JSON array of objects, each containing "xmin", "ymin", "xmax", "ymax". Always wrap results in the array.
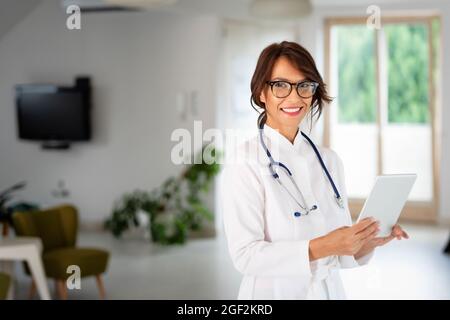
[{"xmin": 265, "ymin": 119, "xmax": 299, "ymax": 144}]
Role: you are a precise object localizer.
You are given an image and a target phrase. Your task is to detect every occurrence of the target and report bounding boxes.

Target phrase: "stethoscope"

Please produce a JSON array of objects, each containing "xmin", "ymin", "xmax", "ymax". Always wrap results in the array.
[{"xmin": 258, "ymin": 123, "xmax": 344, "ymax": 217}]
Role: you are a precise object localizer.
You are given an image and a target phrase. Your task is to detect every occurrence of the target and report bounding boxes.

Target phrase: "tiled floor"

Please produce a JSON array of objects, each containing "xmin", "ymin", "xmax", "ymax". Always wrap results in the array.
[{"xmin": 9, "ymin": 222, "xmax": 450, "ymax": 300}]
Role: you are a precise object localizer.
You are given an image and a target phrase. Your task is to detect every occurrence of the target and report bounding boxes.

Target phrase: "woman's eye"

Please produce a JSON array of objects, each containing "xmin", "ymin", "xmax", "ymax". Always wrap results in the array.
[
  {"xmin": 274, "ymin": 82, "xmax": 289, "ymax": 88},
  {"xmin": 299, "ymin": 82, "xmax": 310, "ymax": 89}
]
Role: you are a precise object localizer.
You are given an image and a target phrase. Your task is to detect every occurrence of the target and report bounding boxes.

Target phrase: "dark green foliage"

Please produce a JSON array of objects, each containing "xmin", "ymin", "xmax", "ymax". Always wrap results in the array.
[
  {"xmin": 0, "ymin": 182, "xmax": 39, "ymax": 224},
  {"xmin": 385, "ymin": 24, "xmax": 429, "ymax": 123},
  {"xmin": 104, "ymin": 146, "xmax": 221, "ymax": 245}
]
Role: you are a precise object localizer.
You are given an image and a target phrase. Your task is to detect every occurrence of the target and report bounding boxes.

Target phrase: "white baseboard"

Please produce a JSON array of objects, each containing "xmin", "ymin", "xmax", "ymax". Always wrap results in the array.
[
  {"xmin": 79, "ymin": 220, "xmax": 106, "ymax": 232},
  {"xmin": 79, "ymin": 220, "xmax": 217, "ymax": 239}
]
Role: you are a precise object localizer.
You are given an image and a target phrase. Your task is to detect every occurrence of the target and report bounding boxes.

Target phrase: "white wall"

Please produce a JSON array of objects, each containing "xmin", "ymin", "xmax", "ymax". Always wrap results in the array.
[{"xmin": 0, "ymin": 0, "xmax": 220, "ymax": 224}]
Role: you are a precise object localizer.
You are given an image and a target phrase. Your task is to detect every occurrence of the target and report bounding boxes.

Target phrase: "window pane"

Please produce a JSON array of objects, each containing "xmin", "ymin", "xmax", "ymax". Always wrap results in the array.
[
  {"xmin": 336, "ymin": 25, "xmax": 376, "ymax": 123},
  {"xmin": 382, "ymin": 125, "xmax": 433, "ymax": 201},
  {"xmin": 330, "ymin": 25, "xmax": 378, "ymax": 198},
  {"xmin": 386, "ymin": 24, "xmax": 429, "ymax": 123},
  {"xmin": 382, "ymin": 23, "xmax": 433, "ymax": 201}
]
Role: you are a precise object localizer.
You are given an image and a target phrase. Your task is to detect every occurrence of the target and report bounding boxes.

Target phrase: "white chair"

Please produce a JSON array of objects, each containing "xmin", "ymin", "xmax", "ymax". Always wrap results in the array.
[{"xmin": 0, "ymin": 237, "xmax": 51, "ymax": 300}]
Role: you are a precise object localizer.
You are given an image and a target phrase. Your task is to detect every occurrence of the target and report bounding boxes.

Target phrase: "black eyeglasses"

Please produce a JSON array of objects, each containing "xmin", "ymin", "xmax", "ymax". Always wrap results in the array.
[{"xmin": 266, "ymin": 80, "xmax": 319, "ymax": 99}]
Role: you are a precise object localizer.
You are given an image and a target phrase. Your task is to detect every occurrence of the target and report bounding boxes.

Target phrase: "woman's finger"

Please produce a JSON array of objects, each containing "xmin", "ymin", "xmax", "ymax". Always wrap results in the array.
[
  {"xmin": 372, "ymin": 238, "xmax": 384, "ymax": 246},
  {"xmin": 372, "ymin": 236, "xmax": 392, "ymax": 247},
  {"xmin": 381, "ymin": 235, "xmax": 395, "ymax": 246},
  {"xmin": 391, "ymin": 225, "xmax": 402, "ymax": 236},
  {"xmin": 356, "ymin": 221, "xmax": 380, "ymax": 240},
  {"xmin": 394, "ymin": 225, "xmax": 409, "ymax": 240},
  {"xmin": 353, "ymin": 218, "xmax": 377, "ymax": 234},
  {"xmin": 402, "ymin": 229, "xmax": 409, "ymax": 239},
  {"xmin": 397, "ymin": 226, "xmax": 409, "ymax": 239},
  {"xmin": 391, "ymin": 224, "xmax": 407, "ymax": 240},
  {"xmin": 391, "ymin": 231, "xmax": 401, "ymax": 240},
  {"xmin": 361, "ymin": 226, "xmax": 380, "ymax": 241}
]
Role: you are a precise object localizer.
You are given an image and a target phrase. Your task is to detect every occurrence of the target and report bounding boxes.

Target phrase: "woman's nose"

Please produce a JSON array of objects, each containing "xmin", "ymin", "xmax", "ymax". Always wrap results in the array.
[{"xmin": 285, "ymin": 88, "xmax": 306, "ymax": 103}]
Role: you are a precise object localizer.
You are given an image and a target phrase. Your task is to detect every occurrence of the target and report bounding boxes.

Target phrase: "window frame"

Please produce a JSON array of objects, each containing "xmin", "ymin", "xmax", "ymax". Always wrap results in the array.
[{"xmin": 323, "ymin": 15, "xmax": 442, "ymax": 222}]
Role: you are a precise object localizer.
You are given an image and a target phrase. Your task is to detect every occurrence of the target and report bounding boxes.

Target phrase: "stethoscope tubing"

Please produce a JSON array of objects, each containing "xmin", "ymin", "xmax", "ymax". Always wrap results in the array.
[{"xmin": 258, "ymin": 123, "xmax": 344, "ymax": 215}]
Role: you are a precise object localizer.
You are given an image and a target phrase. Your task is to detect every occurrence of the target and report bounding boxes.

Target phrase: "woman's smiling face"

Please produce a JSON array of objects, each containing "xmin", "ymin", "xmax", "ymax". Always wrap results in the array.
[{"xmin": 260, "ymin": 56, "xmax": 312, "ymax": 131}]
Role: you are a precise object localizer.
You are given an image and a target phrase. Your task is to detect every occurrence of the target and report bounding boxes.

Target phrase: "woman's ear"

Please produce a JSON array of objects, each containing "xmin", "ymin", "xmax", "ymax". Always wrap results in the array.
[{"xmin": 260, "ymin": 90, "xmax": 266, "ymax": 104}]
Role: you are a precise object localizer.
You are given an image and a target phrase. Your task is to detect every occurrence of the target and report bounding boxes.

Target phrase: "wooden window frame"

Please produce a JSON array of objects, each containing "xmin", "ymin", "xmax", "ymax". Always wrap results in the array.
[{"xmin": 323, "ymin": 15, "xmax": 442, "ymax": 222}]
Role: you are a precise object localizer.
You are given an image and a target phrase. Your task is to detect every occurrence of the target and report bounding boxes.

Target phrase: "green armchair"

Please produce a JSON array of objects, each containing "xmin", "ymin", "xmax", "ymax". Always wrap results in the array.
[
  {"xmin": 0, "ymin": 272, "xmax": 11, "ymax": 300},
  {"xmin": 12, "ymin": 204, "xmax": 109, "ymax": 299}
]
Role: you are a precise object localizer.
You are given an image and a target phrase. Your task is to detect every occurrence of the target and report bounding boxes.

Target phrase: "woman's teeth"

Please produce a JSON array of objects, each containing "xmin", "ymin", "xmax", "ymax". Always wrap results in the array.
[
  {"xmin": 282, "ymin": 108, "xmax": 300, "ymax": 113},
  {"xmin": 281, "ymin": 107, "xmax": 303, "ymax": 114}
]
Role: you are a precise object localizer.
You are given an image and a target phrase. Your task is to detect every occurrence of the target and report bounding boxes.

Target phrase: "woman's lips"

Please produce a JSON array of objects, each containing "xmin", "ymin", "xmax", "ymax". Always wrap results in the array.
[{"xmin": 280, "ymin": 106, "xmax": 303, "ymax": 116}]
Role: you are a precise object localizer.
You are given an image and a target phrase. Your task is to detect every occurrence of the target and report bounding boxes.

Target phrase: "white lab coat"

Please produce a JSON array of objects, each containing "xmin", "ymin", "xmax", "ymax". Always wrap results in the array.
[{"xmin": 221, "ymin": 124, "xmax": 373, "ymax": 300}]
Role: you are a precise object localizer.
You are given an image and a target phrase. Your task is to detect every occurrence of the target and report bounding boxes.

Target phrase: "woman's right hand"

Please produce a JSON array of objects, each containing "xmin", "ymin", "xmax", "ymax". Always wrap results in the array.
[{"xmin": 309, "ymin": 218, "xmax": 380, "ymax": 261}]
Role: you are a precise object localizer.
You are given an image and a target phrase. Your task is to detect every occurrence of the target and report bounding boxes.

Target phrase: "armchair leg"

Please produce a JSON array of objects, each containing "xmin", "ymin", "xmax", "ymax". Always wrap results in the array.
[
  {"xmin": 95, "ymin": 275, "xmax": 106, "ymax": 300},
  {"xmin": 28, "ymin": 279, "xmax": 36, "ymax": 299},
  {"xmin": 2, "ymin": 222, "xmax": 8, "ymax": 237},
  {"xmin": 55, "ymin": 280, "xmax": 67, "ymax": 300}
]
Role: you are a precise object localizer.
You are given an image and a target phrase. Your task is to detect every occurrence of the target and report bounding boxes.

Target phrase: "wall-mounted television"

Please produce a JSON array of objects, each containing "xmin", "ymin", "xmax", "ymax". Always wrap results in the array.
[{"xmin": 15, "ymin": 77, "xmax": 91, "ymax": 149}]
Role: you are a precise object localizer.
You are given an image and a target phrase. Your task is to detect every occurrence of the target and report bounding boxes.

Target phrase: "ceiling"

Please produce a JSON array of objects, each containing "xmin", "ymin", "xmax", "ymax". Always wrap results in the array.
[
  {"xmin": 62, "ymin": 0, "xmax": 445, "ymax": 21},
  {"xmin": 0, "ymin": 0, "xmax": 443, "ymax": 41}
]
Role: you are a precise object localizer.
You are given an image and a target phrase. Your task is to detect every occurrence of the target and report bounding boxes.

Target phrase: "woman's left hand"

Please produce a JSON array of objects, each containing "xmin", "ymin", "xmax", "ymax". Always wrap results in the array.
[{"xmin": 354, "ymin": 224, "xmax": 409, "ymax": 260}]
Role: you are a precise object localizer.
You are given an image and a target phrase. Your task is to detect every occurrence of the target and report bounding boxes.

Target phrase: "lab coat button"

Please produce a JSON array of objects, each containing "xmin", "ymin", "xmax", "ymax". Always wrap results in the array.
[{"xmin": 294, "ymin": 211, "xmax": 301, "ymax": 217}]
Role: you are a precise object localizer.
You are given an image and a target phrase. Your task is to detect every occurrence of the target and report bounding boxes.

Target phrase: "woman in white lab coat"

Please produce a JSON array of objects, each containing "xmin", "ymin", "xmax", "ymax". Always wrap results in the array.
[{"xmin": 221, "ymin": 41, "xmax": 409, "ymax": 300}]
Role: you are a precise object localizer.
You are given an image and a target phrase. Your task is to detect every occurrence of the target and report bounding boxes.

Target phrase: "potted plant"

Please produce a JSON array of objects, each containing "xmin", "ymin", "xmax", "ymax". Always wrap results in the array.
[
  {"xmin": 0, "ymin": 182, "xmax": 39, "ymax": 236},
  {"xmin": 104, "ymin": 146, "xmax": 221, "ymax": 245}
]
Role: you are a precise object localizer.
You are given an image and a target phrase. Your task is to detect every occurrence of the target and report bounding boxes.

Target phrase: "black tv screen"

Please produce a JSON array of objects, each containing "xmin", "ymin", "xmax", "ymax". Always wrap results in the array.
[{"xmin": 16, "ymin": 84, "xmax": 91, "ymax": 141}]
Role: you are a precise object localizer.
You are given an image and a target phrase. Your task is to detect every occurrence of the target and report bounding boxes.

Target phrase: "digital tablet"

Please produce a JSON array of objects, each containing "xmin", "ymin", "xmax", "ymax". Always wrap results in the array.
[{"xmin": 356, "ymin": 174, "xmax": 417, "ymax": 237}]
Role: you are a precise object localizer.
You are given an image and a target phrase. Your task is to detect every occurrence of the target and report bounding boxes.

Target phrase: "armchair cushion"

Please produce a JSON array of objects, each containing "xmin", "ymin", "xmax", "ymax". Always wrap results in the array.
[{"xmin": 43, "ymin": 247, "xmax": 109, "ymax": 280}]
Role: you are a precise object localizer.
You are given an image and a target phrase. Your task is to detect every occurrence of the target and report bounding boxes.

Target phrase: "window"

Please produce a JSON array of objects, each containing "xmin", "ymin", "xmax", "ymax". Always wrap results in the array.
[{"xmin": 324, "ymin": 16, "xmax": 441, "ymax": 220}]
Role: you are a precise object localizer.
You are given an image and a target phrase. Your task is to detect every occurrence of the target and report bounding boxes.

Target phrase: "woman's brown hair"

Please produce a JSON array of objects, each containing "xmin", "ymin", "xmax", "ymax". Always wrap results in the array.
[{"xmin": 250, "ymin": 41, "xmax": 332, "ymax": 129}]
